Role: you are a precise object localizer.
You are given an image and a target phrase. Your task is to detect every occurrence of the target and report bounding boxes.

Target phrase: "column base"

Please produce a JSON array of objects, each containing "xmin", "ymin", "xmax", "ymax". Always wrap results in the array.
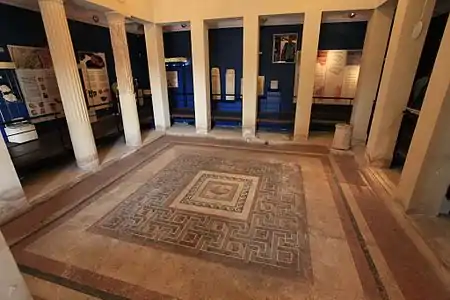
[
  {"xmin": 196, "ymin": 126, "xmax": 210, "ymax": 135},
  {"xmin": 0, "ymin": 188, "xmax": 29, "ymax": 225},
  {"xmin": 155, "ymin": 125, "xmax": 170, "ymax": 132},
  {"xmin": 365, "ymin": 152, "xmax": 391, "ymax": 168},
  {"xmin": 242, "ymin": 127, "xmax": 256, "ymax": 139},
  {"xmin": 125, "ymin": 136, "xmax": 143, "ymax": 148},
  {"xmin": 293, "ymin": 134, "xmax": 308, "ymax": 142},
  {"xmin": 77, "ymin": 154, "xmax": 100, "ymax": 171},
  {"xmin": 119, "ymin": 92, "xmax": 142, "ymax": 147}
]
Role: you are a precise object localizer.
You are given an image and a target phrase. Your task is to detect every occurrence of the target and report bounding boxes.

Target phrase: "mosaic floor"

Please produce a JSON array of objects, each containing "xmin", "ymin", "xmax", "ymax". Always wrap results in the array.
[{"xmin": 2, "ymin": 136, "xmax": 449, "ymax": 300}]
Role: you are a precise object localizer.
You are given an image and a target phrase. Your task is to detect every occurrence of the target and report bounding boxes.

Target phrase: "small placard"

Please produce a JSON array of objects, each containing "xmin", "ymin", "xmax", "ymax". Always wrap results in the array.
[{"xmin": 270, "ymin": 80, "xmax": 279, "ymax": 90}]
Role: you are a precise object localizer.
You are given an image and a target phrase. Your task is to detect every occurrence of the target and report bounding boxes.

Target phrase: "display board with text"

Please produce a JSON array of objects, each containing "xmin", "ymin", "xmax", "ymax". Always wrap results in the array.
[
  {"xmin": 8, "ymin": 45, "xmax": 64, "ymax": 121},
  {"xmin": 313, "ymin": 50, "xmax": 362, "ymax": 104},
  {"xmin": 78, "ymin": 51, "xmax": 111, "ymax": 111}
]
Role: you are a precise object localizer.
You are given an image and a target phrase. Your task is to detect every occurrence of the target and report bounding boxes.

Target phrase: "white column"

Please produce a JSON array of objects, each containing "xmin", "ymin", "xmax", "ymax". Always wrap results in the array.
[
  {"xmin": 242, "ymin": 15, "xmax": 260, "ymax": 138},
  {"xmin": 365, "ymin": 0, "xmax": 436, "ymax": 167},
  {"xmin": 293, "ymin": 10, "xmax": 322, "ymax": 140},
  {"xmin": 106, "ymin": 12, "xmax": 142, "ymax": 147},
  {"xmin": 0, "ymin": 138, "xmax": 28, "ymax": 224},
  {"xmin": 191, "ymin": 19, "xmax": 211, "ymax": 134},
  {"xmin": 396, "ymin": 18, "xmax": 450, "ymax": 215},
  {"xmin": 0, "ymin": 231, "xmax": 32, "ymax": 300},
  {"xmin": 144, "ymin": 23, "xmax": 171, "ymax": 131},
  {"xmin": 38, "ymin": 0, "xmax": 99, "ymax": 170},
  {"xmin": 350, "ymin": 3, "xmax": 395, "ymax": 143}
]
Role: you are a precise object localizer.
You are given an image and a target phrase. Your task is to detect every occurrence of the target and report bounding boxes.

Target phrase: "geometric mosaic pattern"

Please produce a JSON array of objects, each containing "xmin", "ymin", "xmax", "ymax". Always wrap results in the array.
[
  {"xmin": 90, "ymin": 154, "xmax": 311, "ymax": 278},
  {"xmin": 170, "ymin": 171, "xmax": 259, "ymax": 220}
]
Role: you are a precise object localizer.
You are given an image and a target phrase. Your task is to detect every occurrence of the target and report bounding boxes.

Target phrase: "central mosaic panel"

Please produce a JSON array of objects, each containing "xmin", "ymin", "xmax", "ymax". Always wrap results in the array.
[
  {"xmin": 91, "ymin": 153, "xmax": 310, "ymax": 278},
  {"xmin": 170, "ymin": 171, "xmax": 259, "ymax": 220}
]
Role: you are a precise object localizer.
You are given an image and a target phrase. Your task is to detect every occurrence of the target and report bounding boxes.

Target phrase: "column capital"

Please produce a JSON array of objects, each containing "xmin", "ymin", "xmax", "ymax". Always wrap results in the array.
[{"xmin": 105, "ymin": 11, "xmax": 126, "ymax": 24}]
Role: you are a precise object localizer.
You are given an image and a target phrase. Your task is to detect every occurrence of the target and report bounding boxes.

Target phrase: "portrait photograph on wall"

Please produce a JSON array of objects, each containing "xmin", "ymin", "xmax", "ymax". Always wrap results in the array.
[{"xmin": 272, "ymin": 33, "xmax": 298, "ymax": 64}]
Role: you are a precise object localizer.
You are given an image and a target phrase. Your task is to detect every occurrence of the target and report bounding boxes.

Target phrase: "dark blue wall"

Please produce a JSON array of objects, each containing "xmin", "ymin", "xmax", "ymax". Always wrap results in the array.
[
  {"xmin": 163, "ymin": 31, "xmax": 195, "ymax": 116},
  {"xmin": 209, "ymin": 27, "xmax": 243, "ymax": 115},
  {"xmin": 163, "ymin": 31, "xmax": 192, "ymax": 58},
  {"xmin": 258, "ymin": 22, "xmax": 367, "ymax": 113},
  {"xmin": 209, "ymin": 27, "xmax": 243, "ymax": 97},
  {"xmin": 259, "ymin": 25, "xmax": 302, "ymax": 112},
  {"xmin": 127, "ymin": 33, "xmax": 150, "ymax": 89},
  {"xmin": 0, "ymin": 3, "xmax": 148, "ymax": 89},
  {"xmin": 318, "ymin": 22, "xmax": 367, "ymax": 50},
  {"xmin": 162, "ymin": 22, "xmax": 367, "ymax": 123},
  {"xmin": 163, "ymin": 30, "xmax": 194, "ymax": 94}
]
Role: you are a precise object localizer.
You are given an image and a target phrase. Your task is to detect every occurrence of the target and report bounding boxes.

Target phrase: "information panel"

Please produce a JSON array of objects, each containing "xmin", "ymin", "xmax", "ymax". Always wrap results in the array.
[
  {"xmin": 313, "ymin": 50, "xmax": 362, "ymax": 104},
  {"xmin": 8, "ymin": 45, "xmax": 64, "ymax": 121},
  {"xmin": 78, "ymin": 51, "xmax": 111, "ymax": 110}
]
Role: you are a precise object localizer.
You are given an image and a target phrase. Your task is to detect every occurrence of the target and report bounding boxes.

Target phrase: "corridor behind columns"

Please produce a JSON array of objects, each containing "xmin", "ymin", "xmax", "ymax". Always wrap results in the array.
[{"xmin": 1, "ymin": 0, "xmax": 450, "ymax": 299}]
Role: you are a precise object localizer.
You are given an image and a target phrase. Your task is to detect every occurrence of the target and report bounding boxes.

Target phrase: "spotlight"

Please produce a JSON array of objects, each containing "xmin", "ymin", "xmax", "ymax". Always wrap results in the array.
[
  {"xmin": 349, "ymin": 12, "xmax": 356, "ymax": 18},
  {"xmin": 181, "ymin": 23, "xmax": 188, "ymax": 28}
]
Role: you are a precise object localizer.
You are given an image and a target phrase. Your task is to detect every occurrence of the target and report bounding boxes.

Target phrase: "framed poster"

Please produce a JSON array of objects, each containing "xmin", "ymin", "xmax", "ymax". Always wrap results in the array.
[
  {"xmin": 166, "ymin": 70, "xmax": 179, "ymax": 88},
  {"xmin": 78, "ymin": 51, "xmax": 111, "ymax": 110},
  {"xmin": 225, "ymin": 69, "xmax": 235, "ymax": 100},
  {"xmin": 312, "ymin": 50, "xmax": 363, "ymax": 104},
  {"xmin": 8, "ymin": 45, "xmax": 64, "ymax": 121},
  {"xmin": 211, "ymin": 67, "xmax": 221, "ymax": 100},
  {"xmin": 272, "ymin": 33, "xmax": 298, "ymax": 64}
]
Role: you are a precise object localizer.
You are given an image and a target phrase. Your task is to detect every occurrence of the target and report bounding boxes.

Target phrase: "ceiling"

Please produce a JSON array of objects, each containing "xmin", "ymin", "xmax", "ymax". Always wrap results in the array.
[
  {"xmin": 2, "ymin": 0, "xmax": 450, "ymax": 34},
  {"xmin": 0, "ymin": 0, "xmax": 144, "ymax": 34},
  {"xmin": 162, "ymin": 11, "xmax": 373, "ymax": 32}
]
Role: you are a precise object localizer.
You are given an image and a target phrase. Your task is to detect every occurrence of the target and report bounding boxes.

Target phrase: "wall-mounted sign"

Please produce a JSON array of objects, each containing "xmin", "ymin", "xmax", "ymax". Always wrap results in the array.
[
  {"xmin": 211, "ymin": 67, "xmax": 221, "ymax": 100},
  {"xmin": 272, "ymin": 33, "xmax": 298, "ymax": 64},
  {"xmin": 166, "ymin": 70, "xmax": 179, "ymax": 88},
  {"xmin": 270, "ymin": 80, "xmax": 279, "ymax": 90},
  {"xmin": 257, "ymin": 76, "xmax": 265, "ymax": 96},
  {"xmin": 225, "ymin": 69, "xmax": 235, "ymax": 100},
  {"xmin": 313, "ymin": 50, "xmax": 362, "ymax": 104},
  {"xmin": 78, "ymin": 51, "xmax": 111, "ymax": 111},
  {"xmin": 8, "ymin": 45, "xmax": 64, "ymax": 122}
]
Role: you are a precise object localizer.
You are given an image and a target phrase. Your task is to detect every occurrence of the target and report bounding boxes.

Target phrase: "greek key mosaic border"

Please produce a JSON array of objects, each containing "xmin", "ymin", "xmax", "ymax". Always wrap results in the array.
[{"xmin": 89, "ymin": 152, "xmax": 311, "ymax": 278}]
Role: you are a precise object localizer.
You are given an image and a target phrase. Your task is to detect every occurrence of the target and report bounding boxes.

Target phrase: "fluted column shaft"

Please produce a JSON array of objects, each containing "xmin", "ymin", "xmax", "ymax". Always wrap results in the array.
[
  {"xmin": 38, "ymin": 0, "xmax": 99, "ymax": 170},
  {"xmin": 106, "ymin": 12, "xmax": 142, "ymax": 146}
]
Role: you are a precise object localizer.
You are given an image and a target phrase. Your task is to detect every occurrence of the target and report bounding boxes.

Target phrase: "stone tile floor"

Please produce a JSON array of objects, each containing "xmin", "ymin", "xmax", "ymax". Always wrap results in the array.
[
  {"xmin": 2, "ymin": 136, "xmax": 450, "ymax": 300},
  {"xmin": 21, "ymin": 129, "xmax": 164, "ymax": 206}
]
